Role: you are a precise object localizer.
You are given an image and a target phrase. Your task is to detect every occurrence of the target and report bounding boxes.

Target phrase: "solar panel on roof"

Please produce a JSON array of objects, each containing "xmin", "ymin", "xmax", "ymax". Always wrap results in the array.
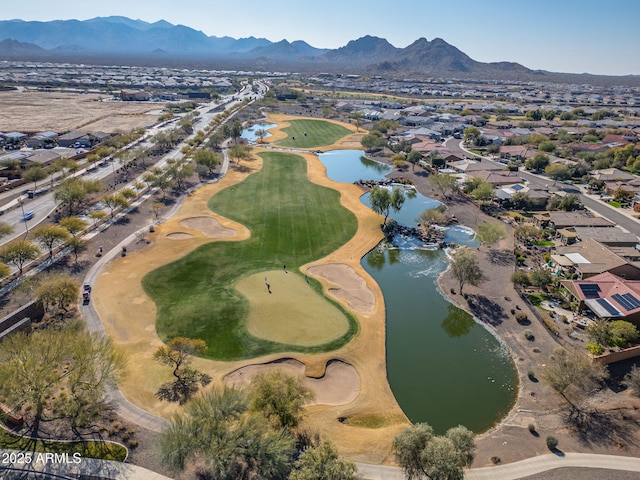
[
  {"xmin": 596, "ymin": 298, "xmax": 621, "ymax": 317},
  {"xmin": 512, "ymin": 184, "xmax": 525, "ymax": 191},
  {"xmin": 612, "ymin": 293, "xmax": 638, "ymax": 311},
  {"xmin": 623, "ymin": 293, "xmax": 640, "ymax": 309},
  {"xmin": 579, "ymin": 284, "xmax": 601, "ymax": 298}
]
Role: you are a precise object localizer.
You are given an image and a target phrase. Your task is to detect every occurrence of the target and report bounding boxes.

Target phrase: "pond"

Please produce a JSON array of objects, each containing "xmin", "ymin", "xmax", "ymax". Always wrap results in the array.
[
  {"xmin": 241, "ymin": 123, "xmax": 277, "ymax": 143},
  {"xmin": 319, "ymin": 150, "xmax": 518, "ymax": 433},
  {"xmin": 318, "ymin": 150, "xmax": 392, "ymax": 183}
]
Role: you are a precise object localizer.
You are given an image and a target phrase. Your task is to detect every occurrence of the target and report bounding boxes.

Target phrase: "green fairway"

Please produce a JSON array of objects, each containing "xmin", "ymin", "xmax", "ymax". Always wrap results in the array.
[
  {"xmin": 275, "ymin": 119, "xmax": 352, "ymax": 148},
  {"xmin": 143, "ymin": 151, "xmax": 359, "ymax": 360}
]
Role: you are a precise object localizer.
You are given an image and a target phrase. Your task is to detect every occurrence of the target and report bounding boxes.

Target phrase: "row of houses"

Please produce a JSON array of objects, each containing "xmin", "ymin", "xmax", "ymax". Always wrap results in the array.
[
  {"xmin": 523, "ymin": 213, "xmax": 640, "ymax": 325},
  {"xmin": 0, "ymin": 130, "xmax": 110, "ymax": 151}
]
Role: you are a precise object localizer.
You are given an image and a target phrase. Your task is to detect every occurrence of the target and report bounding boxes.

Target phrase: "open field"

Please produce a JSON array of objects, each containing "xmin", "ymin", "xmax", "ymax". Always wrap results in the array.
[
  {"xmin": 142, "ymin": 150, "xmax": 359, "ymax": 360},
  {"xmin": 0, "ymin": 90, "xmax": 164, "ymax": 133}
]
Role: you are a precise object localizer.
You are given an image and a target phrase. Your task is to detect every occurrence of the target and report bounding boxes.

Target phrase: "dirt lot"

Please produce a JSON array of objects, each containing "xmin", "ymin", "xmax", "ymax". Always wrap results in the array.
[{"xmin": 0, "ymin": 90, "xmax": 164, "ymax": 133}]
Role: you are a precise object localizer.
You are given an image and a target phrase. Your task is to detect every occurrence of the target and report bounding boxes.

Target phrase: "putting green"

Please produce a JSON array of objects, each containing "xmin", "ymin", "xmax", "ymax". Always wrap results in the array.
[
  {"xmin": 143, "ymin": 150, "xmax": 359, "ymax": 360},
  {"xmin": 275, "ymin": 119, "xmax": 352, "ymax": 148},
  {"xmin": 237, "ymin": 270, "xmax": 349, "ymax": 346}
]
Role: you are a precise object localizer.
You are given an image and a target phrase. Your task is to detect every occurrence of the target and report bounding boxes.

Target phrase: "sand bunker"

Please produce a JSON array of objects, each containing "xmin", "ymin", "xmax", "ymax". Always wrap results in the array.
[
  {"xmin": 166, "ymin": 232, "xmax": 194, "ymax": 240},
  {"xmin": 225, "ymin": 358, "xmax": 360, "ymax": 406},
  {"xmin": 236, "ymin": 270, "xmax": 350, "ymax": 346},
  {"xmin": 308, "ymin": 264, "xmax": 375, "ymax": 314},
  {"xmin": 180, "ymin": 216, "xmax": 235, "ymax": 238}
]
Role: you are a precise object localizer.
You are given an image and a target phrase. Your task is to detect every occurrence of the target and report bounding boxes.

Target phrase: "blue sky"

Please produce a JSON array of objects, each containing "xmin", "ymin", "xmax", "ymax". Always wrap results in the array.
[{"xmin": 4, "ymin": 0, "xmax": 638, "ymax": 76}]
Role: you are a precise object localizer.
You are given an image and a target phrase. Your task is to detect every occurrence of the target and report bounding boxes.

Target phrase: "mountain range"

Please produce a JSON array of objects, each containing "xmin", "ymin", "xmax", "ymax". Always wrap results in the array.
[{"xmin": 0, "ymin": 16, "xmax": 636, "ymax": 85}]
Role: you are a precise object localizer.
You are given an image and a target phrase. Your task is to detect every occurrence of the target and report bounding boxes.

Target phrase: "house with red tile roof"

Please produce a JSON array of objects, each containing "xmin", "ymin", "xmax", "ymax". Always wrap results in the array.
[{"xmin": 560, "ymin": 272, "xmax": 640, "ymax": 324}]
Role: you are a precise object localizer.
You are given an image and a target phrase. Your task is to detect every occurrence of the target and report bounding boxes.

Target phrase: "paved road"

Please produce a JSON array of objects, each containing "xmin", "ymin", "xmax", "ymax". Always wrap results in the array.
[{"xmin": 357, "ymin": 453, "xmax": 640, "ymax": 480}]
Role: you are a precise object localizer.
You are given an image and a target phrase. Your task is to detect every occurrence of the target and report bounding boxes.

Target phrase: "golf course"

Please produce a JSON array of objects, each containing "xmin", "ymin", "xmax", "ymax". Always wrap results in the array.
[
  {"xmin": 271, "ymin": 118, "xmax": 353, "ymax": 148},
  {"xmin": 93, "ymin": 116, "xmax": 408, "ymax": 461},
  {"xmin": 142, "ymin": 148, "xmax": 359, "ymax": 360}
]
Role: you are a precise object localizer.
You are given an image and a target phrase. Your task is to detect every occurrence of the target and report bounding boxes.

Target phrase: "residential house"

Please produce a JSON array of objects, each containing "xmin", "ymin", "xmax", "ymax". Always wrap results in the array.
[
  {"xmin": 570, "ymin": 143, "xmax": 610, "ymax": 154},
  {"xmin": 573, "ymin": 227, "xmax": 639, "ymax": 247},
  {"xmin": 590, "ymin": 168, "xmax": 636, "ymax": 182},
  {"xmin": 26, "ymin": 131, "xmax": 58, "ymax": 149},
  {"xmin": 602, "ymin": 134, "xmax": 631, "ymax": 147},
  {"xmin": 551, "ymin": 238, "xmax": 640, "ymax": 279},
  {"xmin": 499, "ymin": 145, "xmax": 530, "ymax": 160},
  {"xmin": 20, "ymin": 150, "xmax": 60, "ymax": 169},
  {"xmin": 448, "ymin": 159, "xmax": 503, "ymax": 173},
  {"xmin": 560, "ymin": 272, "xmax": 640, "ymax": 324},
  {"xmin": 604, "ymin": 179, "xmax": 640, "ymax": 197},
  {"xmin": 89, "ymin": 131, "xmax": 111, "ymax": 145},
  {"xmin": 534, "ymin": 211, "xmax": 614, "ymax": 230},
  {"xmin": 2, "ymin": 132, "xmax": 26, "ymax": 149},
  {"xmin": 495, "ymin": 183, "xmax": 551, "ymax": 210},
  {"xmin": 467, "ymin": 170, "xmax": 522, "ymax": 186},
  {"xmin": 480, "ymin": 129, "xmax": 503, "ymax": 145},
  {"xmin": 58, "ymin": 131, "xmax": 92, "ymax": 148}
]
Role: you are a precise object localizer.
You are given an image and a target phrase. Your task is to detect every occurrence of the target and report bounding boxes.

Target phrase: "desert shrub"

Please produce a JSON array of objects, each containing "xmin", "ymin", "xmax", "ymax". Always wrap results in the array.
[
  {"xmin": 524, "ymin": 330, "xmax": 534, "ymax": 341},
  {"xmin": 528, "ymin": 424, "xmax": 536, "ymax": 434},
  {"xmin": 586, "ymin": 342, "xmax": 605, "ymax": 356},
  {"xmin": 515, "ymin": 312, "xmax": 529, "ymax": 324},
  {"xmin": 541, "ymin": 314, "xmax": 559, "ymax": 335},
  {"xmin": 546, "ymin": 436, "xmax": 558, "ymax": 450}
]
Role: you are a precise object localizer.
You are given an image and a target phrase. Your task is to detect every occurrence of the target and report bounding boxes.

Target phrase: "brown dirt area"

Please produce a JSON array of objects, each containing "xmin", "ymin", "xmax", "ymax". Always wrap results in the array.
[{"xmin": 0, "ymin": 90, "xmax": 163, "ymax": 133}]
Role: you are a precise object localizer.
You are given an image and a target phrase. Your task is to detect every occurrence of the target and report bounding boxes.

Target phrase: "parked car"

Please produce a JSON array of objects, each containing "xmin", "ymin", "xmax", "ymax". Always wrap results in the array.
[
  {"xmin": 20, "ymin": 211, "xmax": 34, "ymax": 221},
  {"xmin": 82, "ymin": 283, "xmax": 91, "ymax": 304}
]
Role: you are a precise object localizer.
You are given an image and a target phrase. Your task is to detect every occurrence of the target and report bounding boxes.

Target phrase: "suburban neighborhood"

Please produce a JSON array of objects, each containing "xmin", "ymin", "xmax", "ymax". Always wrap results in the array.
[{"xmin": 1, "ymin": 8, "xmax": 640, "ymax": 480}]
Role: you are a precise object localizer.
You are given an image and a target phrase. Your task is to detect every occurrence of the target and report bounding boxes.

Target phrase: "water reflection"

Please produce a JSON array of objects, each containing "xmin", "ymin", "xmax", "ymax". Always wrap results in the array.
[
  {"xmin": 359, "ymin": 155, "xmax": 391, "ymax": 173},
  {"xmin": 241, "ymin": 123, "xmax": 277, "ymax": 143},
  {"xmin": 441, "ymin": 303, "xmax": 476, "ymax": 338},
  {"xmin": 319, "ymin": 150, "xmax": 392, "ymax": 183}
]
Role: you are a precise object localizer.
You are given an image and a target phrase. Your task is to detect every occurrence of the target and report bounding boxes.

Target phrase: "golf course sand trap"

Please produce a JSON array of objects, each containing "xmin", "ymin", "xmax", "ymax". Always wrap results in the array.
[
  {"xmin": 308, "ymin": 264, "xmax": 375, "ymax": 314},
  {"xmin": 236, "ymin": 270, "xmax": 350, "ymax": 346},
  {"xmin": 225, "ymin": 358, "xmax": 360, "ymax": 406},
  {"xmin": 180, "ymin": 216, "xmax": 236, "ymax": 238},
  {"xmin": 166, "ymin": 232, "xmax": 194, "ymax": 240}
]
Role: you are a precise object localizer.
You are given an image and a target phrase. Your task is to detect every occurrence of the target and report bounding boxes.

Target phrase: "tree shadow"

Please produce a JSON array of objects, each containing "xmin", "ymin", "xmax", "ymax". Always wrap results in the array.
[
  {"xmin": 565, "ymin": 408, "xmax": 640, "ymax": 449},
  {"xmin": 466, "ymin": 294, "xmax": 508, "ymax": 326},
  {"xmin": 488, "ymin": 249, "xmax": 514, "ymax": 266},
  {"xmin": 69, "ymin": 260, "xmax": 91, "ymax": 275}
]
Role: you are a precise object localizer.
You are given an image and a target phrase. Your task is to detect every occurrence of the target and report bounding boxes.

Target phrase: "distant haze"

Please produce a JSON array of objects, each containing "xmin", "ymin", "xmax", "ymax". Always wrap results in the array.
[{"xmin": 2, "ymin": 0, "xmax": 639, "ymax": 75}]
